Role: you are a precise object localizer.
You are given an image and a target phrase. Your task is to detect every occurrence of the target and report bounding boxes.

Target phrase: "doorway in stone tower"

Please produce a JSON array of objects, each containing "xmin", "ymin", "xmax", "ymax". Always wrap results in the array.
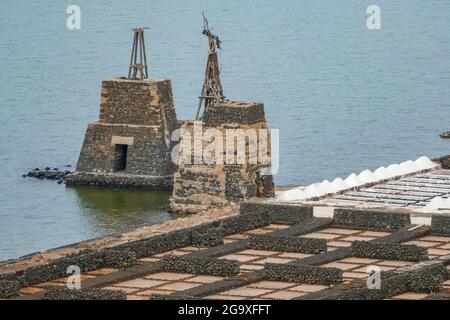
[{"xmin": 113, "ymin": 144, "xmax": 128, "ymax": 172}]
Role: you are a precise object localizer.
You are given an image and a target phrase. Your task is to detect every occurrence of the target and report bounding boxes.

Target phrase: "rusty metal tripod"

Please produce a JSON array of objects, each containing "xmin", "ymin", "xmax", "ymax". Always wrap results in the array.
[
  {"xmin": 195, "ymin": 14, "xmax": 225, "ymax": 120},
  {"xmin": 128, "ymin": 28, "xmax": 149, "ymax": 80}
]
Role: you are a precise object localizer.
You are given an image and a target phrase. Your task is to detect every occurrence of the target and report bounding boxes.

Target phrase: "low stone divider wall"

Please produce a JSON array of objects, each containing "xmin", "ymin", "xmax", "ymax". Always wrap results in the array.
[
  {"xmin": 161, "ymin": 256, "xmax": 240, "ymax": 277},
  {"xmin": 248, "ymin": 235, "xmax": 327, "ymax": 254},
  {"xmin": 350, "ymin": 241, "xmax": 429, "ymax": 262}
]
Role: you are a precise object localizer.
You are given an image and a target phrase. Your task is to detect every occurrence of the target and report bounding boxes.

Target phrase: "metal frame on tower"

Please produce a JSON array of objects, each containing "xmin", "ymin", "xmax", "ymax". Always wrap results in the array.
[
  {"xmin": 128, "ymin": 28, "xmax": 149, "ymax": 80},
  {"xmin": 195, "ymin": 14, "xmax": 225, "ymax": 120}
]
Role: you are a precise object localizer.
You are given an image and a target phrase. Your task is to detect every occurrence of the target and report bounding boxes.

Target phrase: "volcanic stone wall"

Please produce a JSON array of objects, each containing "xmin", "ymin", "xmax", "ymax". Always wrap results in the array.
[
  {"xmin": 170, "ymin": 100, "xmax": 275, "ymax": 213},
  {"xmin": 73, "ymin": 78, "xmax": 177, "ymax": 190}
]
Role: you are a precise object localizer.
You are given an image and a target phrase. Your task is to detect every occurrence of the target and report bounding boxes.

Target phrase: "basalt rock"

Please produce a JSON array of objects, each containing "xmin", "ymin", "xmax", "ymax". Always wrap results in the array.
[
  {"xmin": 264, "ymin": 263, "xmax": 343, "ymax": 285},
  {"xmin": 249, "ymin": 235, "xmax": 327, "ymax": 254},
  {"xmin": 0, "ymin": 280, "xmax": 20, "ymax": 298},
  {"xmin": 161, "ymin": 255, "xmax": 240, "ymax": 277},
  {"xmin": 350, "ymin": 241, "xmax": 429, "ymax": 262},
  {"xmin": 43, "ymin": 287, "xmax": 127, "ymax": 300}
]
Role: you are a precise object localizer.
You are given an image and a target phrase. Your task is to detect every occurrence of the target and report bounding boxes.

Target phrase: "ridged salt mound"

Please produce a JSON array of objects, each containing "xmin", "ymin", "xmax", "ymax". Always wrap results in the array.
[
  {"xmin": 358, "ymin": 170, "xmax": 377, "ymax": 183},
  {"xmin": 316, "ymin": 180, "xmax": 338, "ymax": 196},
  {"xmin": 400, "ymin": 160, "xmax": 420, "ymax": 174},
  {"xmin": 446, "ymin": 198, "xmax": 450, "ymax": 207},
  {"xmin": 415, "ymin": 156, "xmax": 436, "ymax": 170},
  {"xmin": 278, "ymin": 187, "xmax": 301, "ymax": 201},
  {"xmin": 332, "ymin": 178, "xmax": 349, "ymax": 191},
  {"xmin": 386, "ymin": 164, "xmax": 407, "ymax": 177},
  {"xmin": 344, "ymin": 173, "xmax": 363, "ymax": 188},
  {"xmin": 373, "ymin": 167, "xmax": 391, "ymax": 180}
]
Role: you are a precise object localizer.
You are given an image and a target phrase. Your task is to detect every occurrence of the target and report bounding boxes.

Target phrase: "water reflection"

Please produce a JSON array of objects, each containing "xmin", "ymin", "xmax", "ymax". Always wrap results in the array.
[{"xmin": 73, "ymin": 186, "xmax": 178, "ymax": 235}]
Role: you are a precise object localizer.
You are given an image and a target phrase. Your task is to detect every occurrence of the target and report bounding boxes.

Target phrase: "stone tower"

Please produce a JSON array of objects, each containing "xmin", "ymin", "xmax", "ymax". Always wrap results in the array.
[
  {"xmin": 67, "ymin": 29, "xmax": 177, "ymax": 190},
  {"xmin": 170, "ymin": 101, "xmax": 275, "ymax": 213}
]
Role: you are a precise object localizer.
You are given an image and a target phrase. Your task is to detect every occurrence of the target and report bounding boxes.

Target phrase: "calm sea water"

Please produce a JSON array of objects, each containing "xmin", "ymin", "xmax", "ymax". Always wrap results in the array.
[{"xmin": 0, "ymin": 1, "xmax": 449, "ymax": 261}]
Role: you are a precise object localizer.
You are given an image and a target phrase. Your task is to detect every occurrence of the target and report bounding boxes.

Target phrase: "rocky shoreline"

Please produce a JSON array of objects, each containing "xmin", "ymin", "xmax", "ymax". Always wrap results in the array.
[{"xmin": 23, "ymin": 165, "xmax": 73, "ymax": 184}]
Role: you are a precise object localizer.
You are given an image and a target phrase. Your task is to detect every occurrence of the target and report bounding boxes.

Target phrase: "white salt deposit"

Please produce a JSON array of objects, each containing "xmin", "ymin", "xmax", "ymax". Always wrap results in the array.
[
  {"xmin": 373, "ymin": 167, "xmax": 391, "ymax": 180},
  {"xmin": 358, "ymin": 170, "xmax": 377, "ymax": 183},
  {"xmin": 415, "ymin": 156, "xmax": 436, "ymax": 170},
  {"xmin": 428, "ymin": 197, "xmax": 448, "ymax": 210},
  {"xmin": 400, "ymin": 160, "xmax": 420, "ymax": 174},
  {"xmin": 316, "ymin": 180, "xmax": 337, "ymax": 196},
  {"xmin": 386, "ymin": 164, "xmax": 407, "ymax": 177},
  {"xmin": 344, "ymin": 173, "xmax": 363, "ymax": 188},
  {"xmin": 278, "ymin": 155, "xmax": 437, "ymax": 202},
  {"xmin": 332, "ymin": 178, "xmax": 349, "ymax": 191}
]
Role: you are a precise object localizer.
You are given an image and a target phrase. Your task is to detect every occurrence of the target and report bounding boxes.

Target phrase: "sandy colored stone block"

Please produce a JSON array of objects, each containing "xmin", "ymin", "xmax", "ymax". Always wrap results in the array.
[
  {"xmin": 105, "ymin": 286, "xmax": 138, "ymax": 294},
  {"xmin": 439, "ymin": 243, "xmax": 450, "ymax": 250},
  {"xmin": 85, "ymin": 268, "xmax": 118, "ymax": 276},
  {"xmin": 145, "ymin": 272, "xmax": 193, "ymax": 281},
  {"xmin": 185, "ymin": 275, "xmax": 223, "ymax": 284},
  {"xmin": 240, "ymin": 264, "xmax": 264, "ymax": 271},
  {"xmin": 266, "ymin": 224, "xmax": 290, "ymax": 230},
  {"xmin": 249, "ymin": 281, "xmax": 296, "ymax": 290},
  {"xmin": 137, "ymin": 289, "xmax": 174, "ymax": 296},
  {"xmin": 359, "ymin": 231, "xmax": 391, "ymax": 237},
  {"xmin": 341, "ymin": 257, "xmax": 380, "ymax": 264},
  {"xmin": 342, "ymin": 272, "xmax": 368, "ymax": 279},
  {"xmin": 428, "ymin": 248, "xmax": 450, "ymax": 256},
  {"xmin": 261, "ymin": 290, "xmax": 305, "ymax": 300},
  {"xmin": 254, "ymin": 257, "xmax": 293, "ymax": 265},
  {"xmin": 300, "ymin": 232, "xmax": 341, "ymax": 240},
  {"xmin": 207, "ymin": 295, "xmax": 246, "ymax": 300},
  {"xmin": 375, "ymin": 260, "xmax": 413, "ymax": 267},
  {"xmin": 391, "ymin": 292, "xmax": 429, "ymax": 300},
  {"xmin": 223, "ymin": 287, "xmax": 272, "ymax": 297},
  {"xmin": 278, "ymin": 252, "xmax": 312, "ymax": 259},
  {"xmin": 341, "ymin": 236, "xmax": 377, "ymax": 242},
  {"xmin": 289, "ymin": 284, "xmax": 328, "ymax": 293},
  {"xmin": 20, "ymin": 287, "xmax": 43, "ymax": 295},
  {"xmin": 156, "ymin": 281, "xmax": 202, "ymax": 291},
  {"xmin": 115, "ymin": 278, "xmax": 166, "ymax": 289},
  {"xmin": 324, "ymin": 262, "xmax": 361, "ymax": 271},
  {"xmin": 127, "ymin": 295, "xmax": 150, "ymax": 300},
  {"xmin": 327, "ymin": 241, "xmax": 352, "ymax": 247}
]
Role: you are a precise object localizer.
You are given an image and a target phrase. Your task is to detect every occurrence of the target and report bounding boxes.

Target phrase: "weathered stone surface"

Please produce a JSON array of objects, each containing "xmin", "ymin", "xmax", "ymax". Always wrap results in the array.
[
  {"xmin": 264, "ymin": 263, "xmax": 342, "ymax": 285},
  {"xmin": 66, "ymin": 172, "xmax": 173, "ymax": 191},
  {"xmin": 333, "ymin": 208, "xmax": 410, "ymax": 230},
  {"xmin": 0, "ymin": 280, "xmax": 20, "ymax": 298},
  {"xmin": 170, "ymin": 100, "xmax": 275, "ymax": 213},
  {"xmin": 161, "ymin": 255, "xmax": 240, "ymax": 277},
  {"xmin": 202, "ymin": 101, "xmax": 266, "ymax": 126},
  {"xmin": 74, "ymin": 77, "xmax": 177, "ymax": 189},
  {"xmin": 431, "ymin": 214, "xmax": 450, "ymax": 235},
  {"xmin": 249, "ymin": 235, "xmax": 327, "ymax": 254},
  {"xmin": 240, "ymin": 203, "xmax": 313, "ymax": 223},
  {"xmin": 43, "ymin": 287, "xmax": 126, "ymax": 300},
  {"xmin": 350, "ymin": 241, "xmax": 428, "ymax": 262}
]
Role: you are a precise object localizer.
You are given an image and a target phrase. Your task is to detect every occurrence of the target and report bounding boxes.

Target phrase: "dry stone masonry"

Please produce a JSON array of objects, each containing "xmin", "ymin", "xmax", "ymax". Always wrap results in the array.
[
  {"xmin": 170, "ymin": 100, "xmax": 275, "ymax": 213},
  {"xmin": 68, "ymin": 78, "xmax": 177, "ymax": 190}
]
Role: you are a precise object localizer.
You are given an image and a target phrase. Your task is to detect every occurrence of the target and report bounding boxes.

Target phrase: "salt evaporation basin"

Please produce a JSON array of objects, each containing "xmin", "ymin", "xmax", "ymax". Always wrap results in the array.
[
  {"xmin": 400, "ymin": 160, "xmax": 420, "ymax": 174},
  {"xmin": 332, "ymin": 178, "xmax": 349, "ymax": 191},
  {"xmin": 428, "ymin": 197, "xmax": 448, "ymax": 210},
  {"xmin": 415, "ymin": 156, "xmax": 436, "ymax": 170},
  {"xmin": 373, "ymin": 167, "xmax": 391, "ymax": 180},
  {"xmin": 358, "ymin": 170, "xmax": 377, "ymax": 183},
  {"xmin": 344, "ymin": 173, "xmax": 363, "ymax": 188}
]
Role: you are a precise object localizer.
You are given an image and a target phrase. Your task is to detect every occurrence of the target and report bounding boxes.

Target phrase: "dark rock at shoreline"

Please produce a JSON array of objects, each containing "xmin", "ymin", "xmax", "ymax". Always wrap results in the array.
[
  {"xmin": 24, "ymin": 167, "xmax": 74, "ymax": 183},
  {"xmin": 440, "ymin": 131, "xmax": 450, "ymax": 139}
]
